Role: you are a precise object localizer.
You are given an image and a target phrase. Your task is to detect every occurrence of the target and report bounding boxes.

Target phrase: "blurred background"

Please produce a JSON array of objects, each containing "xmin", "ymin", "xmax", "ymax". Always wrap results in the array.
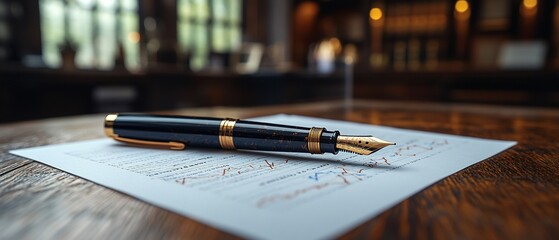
[{"xmin": 0, "ymin": 0, "xmax": 558, "ymax": 123}]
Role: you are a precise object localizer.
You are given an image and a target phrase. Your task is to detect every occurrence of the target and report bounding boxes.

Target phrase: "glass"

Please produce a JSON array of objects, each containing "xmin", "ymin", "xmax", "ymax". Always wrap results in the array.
[
  {"xmin": 178, "ymin": 0, "xmax": 192, "ymax": 18},
  {"xmin": 178, "ymin": 0, "xmax": 243, "ymax": 69},
  {"xmin": 178, "ymin": 0, "xmax": 193, "ymax": 53},
  {"xmin": 193, "ymin": 0, "xmax": 209, "ymax": 20},
  {"xmin": 191, "ymin": 22, "xmax": 208, "ymax": 70},
  {"xmin": 120, "ymin": 0, "xmax": 137, "ymax": 10},
  {"xmin": 98, "ymin": 0, "xmax": 117, "ymax": 10},
  {"xmin": 96, "ymin": 9, "xmax": 117, "ymax": 70},
  {"xmin": 40, "ymin": 0, "xmax": 65, "ymax": 68},
  {"xmin": 212, "ymin": 0, "xmax": 226, "ymax": 21},
  {"xmin": 230, "ymin": 26, "xmax": 241, "ymax": 50},
  {"xmin": 178, "ymin": 0, "xmax": 210, "ymax": 70},
  {"xmin": 76, "ymin": 0, "xmax": 95, "ymax": 8},
  {"xmin": 120, "ymin": 11, "xmax": 140, "ymax": 70},
  {"xmin": 227, "ymin": 0, "xmax": 242, "ymax": 51},
  {"xmin": 38, "ymin": 0, "xmax": 141, "ymax": 70},
  {"xmin": 70, "ymin": 5, "xmax": 94, "ymax": 68},
  {"xmin": 178, "ymin": 21, "xmax": 193, "ymax": 53},
  {"xmin": 229, "ymin": 0, "xmax": 242, "ymax": 23},
  {"xmin": 212, "ymin": 23, "xmax": 226, "ymax": 52}
]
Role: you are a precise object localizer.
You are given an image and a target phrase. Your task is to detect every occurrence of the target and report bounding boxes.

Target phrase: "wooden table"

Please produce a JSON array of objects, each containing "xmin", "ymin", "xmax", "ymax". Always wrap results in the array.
[{"xmin": 2, "ymin": 100, "xmax": 559, "ymax": 239}]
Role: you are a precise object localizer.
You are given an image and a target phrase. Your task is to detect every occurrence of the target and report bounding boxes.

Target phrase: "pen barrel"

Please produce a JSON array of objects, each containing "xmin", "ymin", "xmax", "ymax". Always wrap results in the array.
[
  {"xmin": 109, "ymin": 114, "xmax": 339, "ymax": 154},
  {"xmin": 112, "ymin": 114, "xmax": 222, "ymax": 148},
  {"xmin": 233, "ymin": 120, "xmax": 339, "ymax": 154}
]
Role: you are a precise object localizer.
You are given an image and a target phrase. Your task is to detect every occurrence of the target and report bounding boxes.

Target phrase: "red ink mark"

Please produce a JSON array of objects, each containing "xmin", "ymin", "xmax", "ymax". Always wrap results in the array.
[
  {"xmin": 265, "ymin": 160, "xmax": 274, "ymax": 169},
  {"xmin": 256, "ymin": 182, "xmax": 333, "ymax": 208},
  {"xmin": 367, "ymin": 162, "xmax": 378, "ymax": 168},
  {"xmin": 176, "ymin": 178, "xmax": 186, "ymax": 185},
  {"xmin": 173, "ymin": 156, "xmax": 298, "ymax": 187},
  {"xmin": 383, "ymin": 157, "xmax": 391, "ymax": 165},
  {"xmin": 339, "ymin": 175, "xmax": 350, "ymax": 184},
  {"xmin": 256, "ymin": 176, "xmax": 353, "ymax": 208},
  {"xmin": 393, "ymin": 141, "xmax": 449, "ymax": 157}
]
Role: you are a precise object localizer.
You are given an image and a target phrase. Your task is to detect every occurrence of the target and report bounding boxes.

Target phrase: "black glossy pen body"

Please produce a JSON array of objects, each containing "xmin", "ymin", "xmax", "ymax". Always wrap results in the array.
[
  {"xmin": 111, "ymin": 113, "xmax": 339, "ymax": 154},
  {"xmin": 233, "ymin": 120, "xmax": 338, "ymax": 153},
  {"xmin": 113, "ymin": 114, "xmax": 221, "ymax": 148}
]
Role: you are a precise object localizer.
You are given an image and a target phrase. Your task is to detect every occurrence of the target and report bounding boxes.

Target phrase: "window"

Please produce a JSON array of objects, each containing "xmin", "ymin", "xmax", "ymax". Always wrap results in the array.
[
  {"xmin": 178, "ymin": 0, "xmax": 242, "ymax": 71},
  {"xmin": 39, "ymin": 0, "xmax": 140, "ymax": 70},
  {"xmin": 40, "ymin": 0, "xmax": 65, "ymax": 68},
  {"xmin": 119, "ymin": 0, "xmax": 140, "ymax": 70}
]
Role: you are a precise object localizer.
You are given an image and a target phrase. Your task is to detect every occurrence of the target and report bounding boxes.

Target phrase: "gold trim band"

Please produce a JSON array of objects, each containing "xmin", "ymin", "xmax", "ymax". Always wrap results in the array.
[
  {"xmin": 307, "ymin": 127, "xmax": 324, "ymax": 154},
  {"xmin": 219, "ymin": 118, "xmax": 237, "ymax": 150},
  {"xmin": 104, "ymin": 113, "xmax": 118, "ymax": 137}
]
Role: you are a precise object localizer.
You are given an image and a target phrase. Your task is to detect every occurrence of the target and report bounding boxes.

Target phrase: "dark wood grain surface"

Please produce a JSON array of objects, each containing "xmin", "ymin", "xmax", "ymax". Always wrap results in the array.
[{"xmin": 1, "ymin": 100, "xmax": 558, "ymax": 239}]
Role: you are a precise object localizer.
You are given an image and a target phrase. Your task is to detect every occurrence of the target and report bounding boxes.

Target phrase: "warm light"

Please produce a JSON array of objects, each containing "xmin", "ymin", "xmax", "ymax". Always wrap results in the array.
[
  {"xmin": 329, "ymin": 38, "xmax": 342, "ymax": 55},
  {"xmin": 455, "ymin": 0, "xmax": 469, "ymax": 13},
  {"xmin": 128, "ymin": 32, "xmax": 140, "ymax": 43},
  {"xmin": 316, "ymin": 40, "xmax": 335, "ymax": 61},
  {"xmin": 523, "ymin": 0, "xmax": 537, "ymax": 9},
  {"xmin": 298, "ymin": 2, "xmax": 319, "ymax": 17},
  {"xmin": 369, "ymin": 8, "xmax": 383, "ymax": 21}
]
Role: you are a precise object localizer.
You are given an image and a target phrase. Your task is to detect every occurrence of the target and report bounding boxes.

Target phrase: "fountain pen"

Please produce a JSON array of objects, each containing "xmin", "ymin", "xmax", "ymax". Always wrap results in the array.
[{"xmin": 104, "ymin": 113, "xmax": 395, "ymax": 155}]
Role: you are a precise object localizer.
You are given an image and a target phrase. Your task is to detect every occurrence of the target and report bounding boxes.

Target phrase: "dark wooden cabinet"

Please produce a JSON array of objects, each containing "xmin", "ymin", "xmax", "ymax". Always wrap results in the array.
[{"xmin": 2, "ymin": 64, "xmax": 558, "ymax": 123}]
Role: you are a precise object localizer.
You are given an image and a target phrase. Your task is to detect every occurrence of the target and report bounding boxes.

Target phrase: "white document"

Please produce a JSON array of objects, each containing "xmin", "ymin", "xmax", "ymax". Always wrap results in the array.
[{"xmin": 10, "ymin": 115, "xmax": 516, "ymax": 240}]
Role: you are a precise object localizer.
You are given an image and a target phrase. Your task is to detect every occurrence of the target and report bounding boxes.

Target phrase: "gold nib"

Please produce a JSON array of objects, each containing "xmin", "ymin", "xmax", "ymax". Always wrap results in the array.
[{"xmin": 336, "ymin": 135, "xmax": 395, "ymax": 155}]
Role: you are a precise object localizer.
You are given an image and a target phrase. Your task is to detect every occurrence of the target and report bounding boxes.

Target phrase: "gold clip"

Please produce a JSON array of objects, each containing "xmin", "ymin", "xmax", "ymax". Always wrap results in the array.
[
  {"xmin": 104, "ymin": 113, "xmax": 185, "ymax": 150},
  {"xmin": 112, "ymin": 135, "xmax": 185, "ymax": 150}
]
